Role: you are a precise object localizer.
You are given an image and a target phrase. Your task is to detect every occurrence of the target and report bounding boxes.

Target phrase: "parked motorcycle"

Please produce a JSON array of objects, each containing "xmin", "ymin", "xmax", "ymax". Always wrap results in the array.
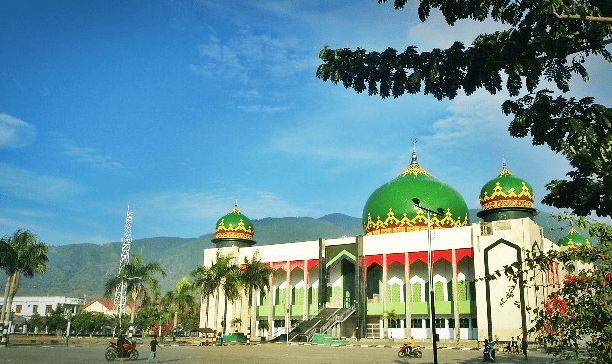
[
  {"xmin": 105, "ymin": 340, "xmax": 139, "ymax": 361},
  {"xmin": 398, "ymin": 343, "xmax": 423, "ymax": 358}
]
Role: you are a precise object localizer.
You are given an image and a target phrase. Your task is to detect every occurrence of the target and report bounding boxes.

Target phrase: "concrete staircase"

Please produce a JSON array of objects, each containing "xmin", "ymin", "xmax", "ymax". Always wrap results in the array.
[{"xmin": 283, "ymin": 307, "xmax": 356, "ymax": 342}]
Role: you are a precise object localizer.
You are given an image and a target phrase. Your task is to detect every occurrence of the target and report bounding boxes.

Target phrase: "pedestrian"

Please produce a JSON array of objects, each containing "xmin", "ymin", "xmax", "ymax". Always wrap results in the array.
[
  {"xmin": 510, "ymin": 336, "xmax": 515, "ymax": 352},
  {"xmin": 147, "ymin": 335, "xmax": 160, "ymax": 363},
  {"xmin": 521, "ymin": 337, "xmax": 528, "ymax": 361},
  {"xmin": 117, "ymin": 332, "xmax": 126, "ymax": 358}
]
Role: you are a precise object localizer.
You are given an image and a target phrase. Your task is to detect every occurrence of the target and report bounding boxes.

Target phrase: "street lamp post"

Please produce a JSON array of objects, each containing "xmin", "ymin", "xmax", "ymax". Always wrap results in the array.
[{"xmin": 412, "ymin": 198, "xmax": 444, "ymax": 364}]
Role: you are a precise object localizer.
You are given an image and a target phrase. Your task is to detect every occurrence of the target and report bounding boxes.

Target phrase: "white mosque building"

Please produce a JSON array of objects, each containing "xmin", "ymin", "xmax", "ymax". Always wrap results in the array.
[{"xmin": 198, "ymin": 150, "xmax": 579, "ymax": 342}]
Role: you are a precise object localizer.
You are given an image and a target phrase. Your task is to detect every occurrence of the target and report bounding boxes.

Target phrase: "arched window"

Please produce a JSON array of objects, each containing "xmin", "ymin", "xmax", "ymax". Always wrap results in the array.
[
  {"xmin": 259, "ymin": 291, "xmax": 268, "ymax": 305},
  {"xmin": 292, "ymin": 287, "xmax": 304, "ymax": 305},
  {"xmin": 457, "ymin": 281, "xmax": 467, "ymax": 301},
  {"xmin": 434, "ymin": 281, "xmax": 445, "ymax": 301},
  {"xmin": 411, "ymin": 282, "xmax": 422, "ymax": 302},
  {"xmin": 308, "ymin": 287, "xmax": 317, "ymax": 304},
  {"xmin": 388, "ymin": 283, "xmax": 401, "ymax": 303},
  {"xmin": 366, "ymin": 264, "xmax": 382, "ymax": 299}
]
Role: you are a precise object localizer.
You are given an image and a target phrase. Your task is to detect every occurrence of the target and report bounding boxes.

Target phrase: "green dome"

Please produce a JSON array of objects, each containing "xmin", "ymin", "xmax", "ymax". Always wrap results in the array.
[
  {"xmin": 479, "ymin": 163, "xmax": 535, "ymax": 211},
  {"xmin": 558, "ymin": 228, "xmax": 591, "ymax": 248},
  {"xmin": 477, "ymin": 162, "xmax": 538, "ymax": 222},
  {"xmin": 213, "ymin": 205, "xmax": 256, "ymax": 247},
  {"xmin": 362, "ymin": 152, "xmax": 469, "ymax": 235}
]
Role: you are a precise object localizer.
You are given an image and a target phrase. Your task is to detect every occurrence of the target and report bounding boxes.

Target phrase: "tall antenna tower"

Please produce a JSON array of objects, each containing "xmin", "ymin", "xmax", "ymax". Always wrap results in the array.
[{"xmin": 113, "ymin": 206, "xmax": 133, "ymax": 327}]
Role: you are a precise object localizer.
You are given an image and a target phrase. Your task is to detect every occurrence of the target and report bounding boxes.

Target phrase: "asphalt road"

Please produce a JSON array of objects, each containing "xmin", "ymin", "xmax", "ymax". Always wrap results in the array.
[{"xmin": 0, "ymin": 343, "xmax": 574, "ymax": 364}]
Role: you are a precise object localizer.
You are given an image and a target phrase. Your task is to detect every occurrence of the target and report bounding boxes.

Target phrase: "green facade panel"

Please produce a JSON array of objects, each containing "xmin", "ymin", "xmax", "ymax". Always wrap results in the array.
[
  {"xmin": 290, "ymin": 305, "xmax": 304, "ymax": 316},
  {"xmin": 387, "ymin": 302, "xmax": 405, "ymax": 314},
  {"xmin": 458, "ymin": 300, "xmax": 477, "ymax": 315},
  {"xmin": 435, "ymin": 301, "xmax": 452, "ymax": 315},
  {"xmin": 257, "ymin": 306, "xmax": 269, "ymax": 316},
  {"xmin": 367, "ymin": 303, "xmax": 383, "ymax": 315},
  {"xmin": 309, "ymin": 304, "xmax": 318, "ymax": 315},
  {"xmin": 273, "ymin": 305, "xmax": 287, "ymax": 316},
  {"xmin": 410, "ymin": 302, "xmax": 429, "ymax": 315}
]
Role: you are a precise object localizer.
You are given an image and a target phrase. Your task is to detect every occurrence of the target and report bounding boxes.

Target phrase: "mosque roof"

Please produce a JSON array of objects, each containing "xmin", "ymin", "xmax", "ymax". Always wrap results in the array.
[
  {"xmin": 479, "ymin": 163, "xmax": 535, "ymax": 211},
  {"xmin": 214, "ymin": 205, "xmax": 255, "ymax": 241},
  {"xmin": 362, "ymin": 150, "xmax": 469, "ymax": 235},
  {"xmin": 558, "ymin": 228, "xmax": 591, "ymax": 248}
]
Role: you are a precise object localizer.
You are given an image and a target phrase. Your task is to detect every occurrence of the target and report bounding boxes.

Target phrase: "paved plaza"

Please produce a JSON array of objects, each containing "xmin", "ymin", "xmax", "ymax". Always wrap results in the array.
[{"xmin": 0, "ymin": 342, "xmax": 576, "ymax": 364}]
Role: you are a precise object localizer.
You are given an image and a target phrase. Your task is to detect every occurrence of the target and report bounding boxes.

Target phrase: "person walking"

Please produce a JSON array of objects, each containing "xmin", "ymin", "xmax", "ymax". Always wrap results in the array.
[
  {"xmin": 117, "ymin": 332, "xmax": 126, "ymax": 359},
  {"xmin": 147, "ymin": 335, "xmax": 160, "ymax": 363}
]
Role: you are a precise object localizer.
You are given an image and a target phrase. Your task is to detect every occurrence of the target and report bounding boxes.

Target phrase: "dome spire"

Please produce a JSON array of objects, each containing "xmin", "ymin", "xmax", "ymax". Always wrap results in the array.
[
  {"xmin": 411, "ymin": 138, "xmax": 418, "ymax": 165},
  {"xmin": 400, "ymin": 139, "xmax": 430, "ymax": 177}
]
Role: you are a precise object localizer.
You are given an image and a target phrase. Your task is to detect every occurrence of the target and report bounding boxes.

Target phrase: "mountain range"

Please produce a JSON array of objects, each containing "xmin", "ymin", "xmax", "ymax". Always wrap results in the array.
[{"xmin": 2, "ymin": 211, "xmax": 577, "ymax": 299}]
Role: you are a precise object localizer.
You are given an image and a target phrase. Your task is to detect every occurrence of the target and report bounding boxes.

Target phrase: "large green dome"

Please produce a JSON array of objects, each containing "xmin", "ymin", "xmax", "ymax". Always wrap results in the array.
[
  {"xmin": 212, "ymin": 205, "xmax": 256, "ymax": 247},
  {"xmin": 362, "ymin": 152, "xmax": 469, "ymax": 235},
  {"xmin": 477, "ymin": 163, "xmax": 537, "ymax": 222},
  {"xmin": 558, "ymin": 228, "xmax": 591, "ymax": 248}
]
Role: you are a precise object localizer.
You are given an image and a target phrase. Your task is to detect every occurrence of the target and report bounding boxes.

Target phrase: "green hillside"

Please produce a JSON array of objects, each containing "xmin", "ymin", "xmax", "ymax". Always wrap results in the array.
[{"xmin": 2, "ymin": 212, "xmax": 579, "ymax": 299}]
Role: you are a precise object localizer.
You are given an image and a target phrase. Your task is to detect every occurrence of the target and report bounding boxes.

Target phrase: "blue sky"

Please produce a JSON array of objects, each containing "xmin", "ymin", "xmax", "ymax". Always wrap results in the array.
[{"xmin": 2, "ymin": 0, "xmax": 611, "ymax": 246}]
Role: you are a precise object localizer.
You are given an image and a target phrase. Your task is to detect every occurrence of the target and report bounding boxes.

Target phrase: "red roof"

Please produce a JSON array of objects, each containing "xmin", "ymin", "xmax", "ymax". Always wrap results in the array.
[
  {"xmin": 83, "ymin": 300, "xmax": 114, "ymax": 310},
  {"xmin": 83, "ymin": 300, "xmax": 141, "ymax": 311}
]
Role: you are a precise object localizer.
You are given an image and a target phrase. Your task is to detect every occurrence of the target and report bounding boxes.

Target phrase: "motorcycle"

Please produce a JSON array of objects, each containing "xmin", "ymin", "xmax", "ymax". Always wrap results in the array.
[
  {"xmin": 503, "ymin": 342, "xmax": 519, "ymax": 354},
  {"xmin": 483, "ymin": 341, "xmax": 496, "ymax": 362},
  {"xmin": 105, "ymin": 340, "xmax": 139, "ymax": 361},
  {"xmin": 398, "ymin": 343, "xmax": 423, "ymax": 358}
]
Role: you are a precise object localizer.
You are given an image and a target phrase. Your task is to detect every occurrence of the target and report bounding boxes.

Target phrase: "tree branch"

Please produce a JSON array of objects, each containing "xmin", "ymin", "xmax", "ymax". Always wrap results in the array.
[{"xmin": 553, "ymin": 11, "xmax": 612, "ymax": 24}]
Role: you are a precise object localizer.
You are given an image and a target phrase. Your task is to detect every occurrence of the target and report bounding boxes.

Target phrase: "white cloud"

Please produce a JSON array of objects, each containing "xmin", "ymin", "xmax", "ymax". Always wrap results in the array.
[
  {"xmin": 0, "ymin": 163, "xmax": 86, "ymax": 204},
  {"xmin": 266, "ymin": 121, "xmax": 380, "ymax": 163},
  {"xmin": 0, "ymin": 113, "xmax": 36, "ymax": 148},
  {"xmin": 52, "ymin": 135, "xmax": 129, "ymax": 175},
  {"xmin": 235, "ymin": 104, "xmax": 291, "ymax": 113},
  {"xmin": 132, "ymin": 187, "xmax": 308, "ymax": 220},
  {"xmin": 4, "ymin": 208, "xmax": 55, "ymax": 218},
  {"xmin": 190, "ymin": 28, "xmax": 312, "ymax": 84},
  {"xmin": 0, "ymin": 216, "xmax": 35, "ymax": 233},
  {"xmin": 191, "ymin": 34, "xmax": 247, "ymax": 82},
  {"xmin": 408, "ymin": 9, "xmax": 508, "ymax": 51}
]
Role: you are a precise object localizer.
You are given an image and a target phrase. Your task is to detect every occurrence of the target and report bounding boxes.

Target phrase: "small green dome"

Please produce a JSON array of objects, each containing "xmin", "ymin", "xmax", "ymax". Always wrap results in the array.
[
  {"xmin": 558, "ymin": 228, "xmax": 591, "ymax": 248},
  {"xmin": 213, "ymin": 205, "xmax": 256, "ymax": 247},
  {"xmin": 477, "ymin": 162, "xmax": 538, "ymax": 222},
  {"xmin": 362, "ymin": 151, "xmax": 469, "ymax": 235},
  {"xmin": 479, "ymin": 163, "xmax": 535, "ymax": 211}
]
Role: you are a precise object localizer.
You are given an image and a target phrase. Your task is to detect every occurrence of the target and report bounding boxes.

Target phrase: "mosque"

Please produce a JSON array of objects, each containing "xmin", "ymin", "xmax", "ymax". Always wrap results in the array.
[{"xmin": 198, "ymin": 150, "xmax": 586, "ymax": 342}]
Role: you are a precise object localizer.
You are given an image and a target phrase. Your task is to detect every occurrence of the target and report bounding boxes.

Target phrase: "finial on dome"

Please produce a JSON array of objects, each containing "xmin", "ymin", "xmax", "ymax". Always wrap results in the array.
[
  {"xmin": 499, "ymin": 158, "xmax": 513, "ymax": 177},
  {"xmin": 399, "ymin": 139, "xmax": 431, "ymax": 177},
  {"xmin": 411, "ymin": 138, "xmax": 418, "ymax": 165}
]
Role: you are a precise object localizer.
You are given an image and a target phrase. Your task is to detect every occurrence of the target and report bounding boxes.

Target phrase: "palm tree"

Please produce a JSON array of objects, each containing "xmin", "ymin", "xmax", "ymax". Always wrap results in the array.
[
  {"xmin": 191, "ymin": 262, "xmax": 219, "ymax": 335},
  {"xmin": 191, "ymin": 253, "xmax": 241, "ymax": 338},
  {"xmin": 240, "ymin": 252, "xmax": 273, "ymax": 343},
  {"xmin": 104, "ymin": 252, "xmax": 166, "ymax": 338},
  {"xmin": 161, "ymin": 276, "xmax": 195, "ymax": 337},
  {"xmin": 0, "ymin": 230, "xmax": 48, "ymax": 346},
  {"xmin": 217, "ymin": 255, "xmax": 242, "ymax": 338}
]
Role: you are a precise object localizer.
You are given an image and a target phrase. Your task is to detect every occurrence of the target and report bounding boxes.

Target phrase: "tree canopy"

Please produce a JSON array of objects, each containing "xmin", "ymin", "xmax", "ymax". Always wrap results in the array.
[
  {"xmin": 317, "ymin": 0, "xmax": 612, "ymax": 217},
  {"xmin": 104, "ymin": 252, "xmax": 166, "ymax": 336},
  {"xmin": 0, "ymin": 230, "xmax": 48, "ymax": 345},
  {"xmin": 496, "ymin": 215, "xmax": 612, "ymax": 363}
]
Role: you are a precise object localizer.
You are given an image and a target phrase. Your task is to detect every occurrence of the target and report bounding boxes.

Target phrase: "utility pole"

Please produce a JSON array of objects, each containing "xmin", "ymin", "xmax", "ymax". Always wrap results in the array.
[
  {"xmin": 412, "ymin": 198, "xmax": 444, "ymax": 364},
  {"xmin": 113, "ymin": 206, "xmax": 132, "ymax": 336}
]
